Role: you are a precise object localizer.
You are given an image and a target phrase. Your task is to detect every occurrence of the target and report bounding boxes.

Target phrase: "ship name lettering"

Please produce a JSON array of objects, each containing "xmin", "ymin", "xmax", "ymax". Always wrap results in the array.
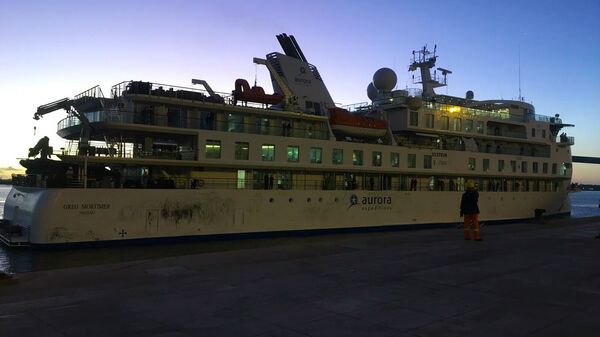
[
  {"xmin": 361, "ymin": 196, "xmax": 392, "ymax": 205},
  {"xmin": 63, "ymin": 204, "xmax": 78, "ymax": 210},
  {"xmin": 431, "ymin": 152, "xmax": 447, "ymax": 158}
]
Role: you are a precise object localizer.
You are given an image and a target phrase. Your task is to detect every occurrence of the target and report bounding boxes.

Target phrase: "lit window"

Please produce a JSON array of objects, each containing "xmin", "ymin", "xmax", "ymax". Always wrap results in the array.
[
  {"xmin": 408, "ymin": 154, "xmax": 416, "ymax": 168},
  {"xmin": 476, "ymin": 121, "xmax": 484, "ymax": 134},
  {"xmin": 309, "ymin": 147, "xmax": 322, "ymax": 164},
  {"xmin": 287, "ymin": 146, "xmax": 299, "ymax": 162},
  {"xmin": 261, "ymin": 144, "xmax": 275, "ymax": 161},
  {"xmin": 205, "ymin": 140, "xmax": 221, "ymax": 159},
  {"xmin": 372, "ymin": 151, "xmax": 382, "ymax": 167},
  {"xmin": 424, "ymin": 155, "xmax": 432, "ymax": 169},
  {"xmin": 352, "ymin": 150, "xmax": 363, "ymax": 166},
  {"xmin": 332, "ymin": 148, "xmax": 343, "ymax": 165},
  {"xmin": 452, "ymin": 117, "xmax": 461, "ymax": 131},
  {"xmin": 468, "ymin": 157, "xmax": 476, "ymax": 171},
  {"xmin": 235, "ymin": 142, "xmax": 249, "ymax": 160},
  {"xmin": 390, "ymin": 152, "xmax": 399, "ymax": 167}
]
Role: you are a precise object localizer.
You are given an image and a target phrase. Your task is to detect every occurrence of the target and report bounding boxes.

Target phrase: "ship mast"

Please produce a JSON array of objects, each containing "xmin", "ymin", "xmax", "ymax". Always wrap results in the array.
[{"xmin": 408, "ymin": 45, "xmax": 451, "ymax": 98}]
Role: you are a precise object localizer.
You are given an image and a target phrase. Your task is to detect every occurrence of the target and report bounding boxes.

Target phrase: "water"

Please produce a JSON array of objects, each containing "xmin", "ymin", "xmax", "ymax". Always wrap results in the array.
[{"xmin": 1, "ymin": 188, "xmax": 599, "ymax": 273}]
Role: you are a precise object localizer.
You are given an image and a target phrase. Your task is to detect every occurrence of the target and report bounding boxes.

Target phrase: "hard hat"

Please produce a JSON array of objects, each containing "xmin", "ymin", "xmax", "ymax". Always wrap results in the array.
[{"xmin": 466, "ymin": 180, "xmax": 476, "ymax": 189}]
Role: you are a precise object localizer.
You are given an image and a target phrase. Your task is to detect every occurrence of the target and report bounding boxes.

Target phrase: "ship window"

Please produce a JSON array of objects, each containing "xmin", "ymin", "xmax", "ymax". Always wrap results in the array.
[
  {"xmin": 408, "ymin": 154, "xmax": 416, "ymax": 168},
  {"xmin": 390, "ymin": 152, "xmax": 399, "ymax": 167},
  {"xmin": 531, "ymin": 128, "xmax": 536, "ymax": 138},
  {"xmin": 465, "ymin": 119, "xmax": 474, "ymax": 132},
  {"xmin": 205, "ymin": 140, "xmax": 221, "ymax": 159},
  {"xmin": 332, "ymin": 148, "xmax": 343, "ymax": 164},
  {"xmin": 552, "ymin": 163, "xmax": 557, "ymax": 174},
  {"xmin": 476, "ymin": 121, "xmax": 484, "ymax": 134},
  {"xmin": 287, "ymin": 146, "xmax": 299, "ymax": 162},
  {"xmin": 533, "ymin": 162, "xmax": 539, "ymax": 173},
  {"xmin": 452, "ymin": 117, "xmax": 461, "ymax": 132},
  {"xmin": 310, "ymin": 147, "xmax": 322, "ymax": 164},
  {"xmin": 440, "ymin": 116, "xmax": 449, "ymax": 130},
  {"xmin": 542, "ymin": 129, "xmax": 546, "ymax": 138},
  {"xmin": 521, "ymin": 161, "xmax": 528, "ymax": 173},
  {"xmin": 424, "ymin": 155, "xmax": 432, "ymax": 169},
  {"xmin": 483, "ymin": 159, "xmax": 490, "ymax": 172},
  {"xmin": 352, "ymin": 150, "xmax": 363, "ymax": 166},
  {"xmin": 560, "ymin": 162, "xmax": 570, "ymax": 176},
  {"xmin": 410, "ymin": 111, "xmax": 419, "ymax": 126},
  {"xmin": 543, "ymin": 162, "xmax": 548, "ymax": 174},
  {"xmin": 235, "ymin": 142, "xmax": 249, "ymax": 160},
  {"xmin": 372, "ymin": 151, "xmax": 382, "ymax": 167},
  {"xmin": 261, "ymin": 144, "xmax": 275, "ymax": 161},
  {"xmin": 510, "ymin": 160, "xmax": 517, "ymax": 173},
  {"xmin": 425, "ymin": 114, "xmax": 434, "ymax": 128},
  {"xmin": 228, "ymin": 113, "xmax": 244, "ymax": 132},
  {"xmin": 468, "ymin": 157, "xmax": 476, "ymax": 171},
  {"xmin": 498, "ymin": 160, "xmax": 505, "ymax": 172}
]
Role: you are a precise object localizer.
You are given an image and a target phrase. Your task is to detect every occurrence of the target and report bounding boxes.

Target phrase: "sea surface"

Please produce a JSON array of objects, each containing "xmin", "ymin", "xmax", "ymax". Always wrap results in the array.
[{"xmin": 1, "ymin": 186, "xmax": 599, "ymax": 273}]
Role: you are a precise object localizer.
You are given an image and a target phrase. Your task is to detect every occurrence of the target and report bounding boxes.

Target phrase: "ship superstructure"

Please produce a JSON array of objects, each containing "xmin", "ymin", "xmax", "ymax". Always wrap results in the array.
[{"xmin": 1, "ymin": 34, "xmax": 573, "ymax": 246}]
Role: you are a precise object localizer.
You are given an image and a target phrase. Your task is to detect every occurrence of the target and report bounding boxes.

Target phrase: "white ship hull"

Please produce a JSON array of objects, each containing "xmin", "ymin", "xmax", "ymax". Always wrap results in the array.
[{"xmin": 3, "ymin": 186, "xmax": 570, "ymax": 246}]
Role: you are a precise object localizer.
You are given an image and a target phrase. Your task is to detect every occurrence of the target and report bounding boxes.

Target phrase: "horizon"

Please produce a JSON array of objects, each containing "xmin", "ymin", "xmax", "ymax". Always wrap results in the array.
[{"xmin": 1, "ymin": 0, "xmax": 599, "ymax": 182}]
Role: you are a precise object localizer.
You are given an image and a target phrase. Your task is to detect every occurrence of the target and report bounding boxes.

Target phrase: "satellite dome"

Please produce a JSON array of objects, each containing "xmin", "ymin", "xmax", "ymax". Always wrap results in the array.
[
  {"xmin": 367, "ymin": 82, "xmax": 378, "ymax": 101},
  {"xmin": 372, "ymin": 68, "xmax": 397, "ymax": 92}
]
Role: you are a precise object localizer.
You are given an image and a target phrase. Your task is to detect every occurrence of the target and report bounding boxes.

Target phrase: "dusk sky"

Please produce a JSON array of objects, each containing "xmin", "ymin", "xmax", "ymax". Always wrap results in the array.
[{"xmin": 1, "ymin": 0, "xmax": 599, "ymax": 182}]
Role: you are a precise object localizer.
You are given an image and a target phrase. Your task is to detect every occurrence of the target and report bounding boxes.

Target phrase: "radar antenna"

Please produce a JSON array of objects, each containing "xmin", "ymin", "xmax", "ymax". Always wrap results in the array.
[{"xmin": 408, "ymin": 45, "xmax": 450, "ymax": 97}]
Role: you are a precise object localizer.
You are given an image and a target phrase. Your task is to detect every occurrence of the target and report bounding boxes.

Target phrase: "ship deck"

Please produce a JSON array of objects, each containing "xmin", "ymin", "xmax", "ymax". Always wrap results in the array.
[{"xmin": 1, "ymin": 216, "xmax": 600, "ymax": 336}]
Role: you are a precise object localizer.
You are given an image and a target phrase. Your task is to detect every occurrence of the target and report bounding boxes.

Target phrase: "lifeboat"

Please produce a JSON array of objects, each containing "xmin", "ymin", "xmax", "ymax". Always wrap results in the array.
[
  {"xmin": 328, "ymin": 107, "xmax": 387, "ymax": 138},
  {"xmin": 233, "ymin": 79, "xmax": 284, "ymax": 105}
]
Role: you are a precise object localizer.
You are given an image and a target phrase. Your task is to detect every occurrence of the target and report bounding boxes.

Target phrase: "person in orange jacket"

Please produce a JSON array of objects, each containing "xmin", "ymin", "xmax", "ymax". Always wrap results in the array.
[{"xmin": 460, "ymin": 180, "xmax": 482, "ymax": 241}]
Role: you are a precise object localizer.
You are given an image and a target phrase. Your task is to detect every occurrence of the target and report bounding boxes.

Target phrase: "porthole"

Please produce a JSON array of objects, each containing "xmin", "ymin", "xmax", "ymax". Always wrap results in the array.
[
  {"xmin": 289, "ymin": 198, "xmax": 293, "ymax": 203},
  {"xmin": 269, "ymin": 198, "xmax": 274, "ymax": 203},
  {"xmin": 318, "ymin": 197, "xmax": 323, "ymax": 203},
  {"xmin": 334, "ymin": 197, "xmax": 339, "ymax": 202},
  {"xmin": 307, "ymin": 198, "xmax": 311, "ymax": 203}
]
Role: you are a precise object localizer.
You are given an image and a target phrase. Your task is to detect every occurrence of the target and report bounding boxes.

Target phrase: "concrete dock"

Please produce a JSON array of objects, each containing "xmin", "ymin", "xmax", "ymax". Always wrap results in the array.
[{"xmin": 1, "ymin": 217, "xmax": 600, "ymax": 337}]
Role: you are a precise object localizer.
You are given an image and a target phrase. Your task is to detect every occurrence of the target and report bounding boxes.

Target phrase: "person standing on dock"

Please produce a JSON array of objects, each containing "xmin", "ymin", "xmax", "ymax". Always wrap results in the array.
[{"xmin": 460, "ymin": 180, "xmax": 482, "ymax": 241}]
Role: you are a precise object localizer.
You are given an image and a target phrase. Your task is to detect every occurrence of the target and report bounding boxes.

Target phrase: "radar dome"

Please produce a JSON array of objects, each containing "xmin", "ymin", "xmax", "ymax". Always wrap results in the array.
[
  {"xmin": 367, "ymin": 82, "xmax": 378, "ymax": 101},
  {"xmin": 372, "ymin": 68, "xmax": 397, "ymax": 92}
]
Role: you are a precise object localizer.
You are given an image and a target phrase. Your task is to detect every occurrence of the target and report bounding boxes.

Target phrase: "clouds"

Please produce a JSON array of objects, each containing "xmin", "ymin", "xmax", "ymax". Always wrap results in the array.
[{"xmin": 0, "ymin": 167, "xmax": 24, "ymax": 179}]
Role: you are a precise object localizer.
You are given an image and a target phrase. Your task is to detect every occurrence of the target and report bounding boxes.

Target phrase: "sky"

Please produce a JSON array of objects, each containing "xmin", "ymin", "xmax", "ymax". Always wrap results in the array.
[{"xmin": 0, "ymin": 0, "xmax": 599, "ymax": 182}]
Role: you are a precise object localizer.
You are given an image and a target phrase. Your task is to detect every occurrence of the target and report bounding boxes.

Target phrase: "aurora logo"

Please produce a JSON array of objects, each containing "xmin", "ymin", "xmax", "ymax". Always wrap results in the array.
[{"xmin": 348, "ymin": 194, "xmax": 392, "ymax": 210}]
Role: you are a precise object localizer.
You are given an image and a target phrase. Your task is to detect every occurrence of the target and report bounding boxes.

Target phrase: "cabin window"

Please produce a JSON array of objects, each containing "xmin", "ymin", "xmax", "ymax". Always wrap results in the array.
[
  {"xmin": 310, "ymin": 147, "xmax": 322, "ymax": 164},
  {"xmin": 287, "ymin": 146, "xmax": 299, "ymax": 162},
  {"xmin": 533, "ymin": 162, "xmax": 539, "ymax": 173},
  {"xmin": 425, "ymin": 114, "xmax": 434, "ymax": 128},
  {"xmin": 390, "ymin": 152, "xmax": 399, "ymax": 167},
  {"xmin": 424, "ymin": 155, "xmax": 432, "ymax": 169},
  {"xmin": 372, "ymin": 151, "xmax": 382, "ymax": 167},
  {"xmin": 510, "ymin": 160, "xmax": 517, "ymax": 173},
  {"xmin": 521, "ymin": 161, "xmax": 528, "ymax": 173},
  {"xmin": 552, "ymin": 163, "xmax": 557, "ymax": 174},
  {"xmin": 543, "ymin": 162, "xmax": 548, "ymax": 174},
  {"xmin": 531, "ymin": 128, "xmax": 536, "ymax": 138},
  {"xmin": 465, "ymin": 119, "xmax": 474, "ymax": 132},
  {"xmin": 452, "ymin": 117, "xmax": 461, "ymax": 131},
  {"xmin": 261, "ymin": 144, "xmax": 275, "ymax": 161},
  {"xmin": 228, "ymin": 113, "xmax": 244, "ymax": 132},
  {"xmin": 410, "ymin": 111, "xmax": 419, "ymax": 126},
  {"xmin": 440, "ymin": 116, "xmax": 449, "ymax": 130},
  {"xmin": 542, "ymin": 129, "xmax": 546, "ymax": 138},
  {"xmin": 407, "ymin": 154, "xmax": 416, "ymax": 168},
  {"xmin": 332, "ymin": 148, "xmax": 343, "ymax": 165},
  {"xmin": 560, "ymin": 162, "xmax": 571, "ymax": 176},
  {"xmin": 352, "ymin": 150, "xmax": 363, "ymax": 166},
  {"xmin": 205, "ymin": 140, "xmax": 221, "ymax": 159},
  {"xmin": 483, "ymin": 159, "xmax": 490, "ymax": 172},
  {"xmin": 235, "ymin": 142, "xmax": 249, "ymax": 160},
  {"xmin": 498, "ymin": 160, "xmax": 505, "ymax": 172},
  {"xmin": 468, "ymin": 157, "xmax": 476, "ymax": 171}
]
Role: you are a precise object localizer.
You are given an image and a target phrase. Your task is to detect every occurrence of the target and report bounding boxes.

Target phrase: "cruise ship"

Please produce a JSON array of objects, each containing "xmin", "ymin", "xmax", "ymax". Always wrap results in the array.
[{"xmin": 0, "ymin": 33, "xmax": 574, "ymax": 247}]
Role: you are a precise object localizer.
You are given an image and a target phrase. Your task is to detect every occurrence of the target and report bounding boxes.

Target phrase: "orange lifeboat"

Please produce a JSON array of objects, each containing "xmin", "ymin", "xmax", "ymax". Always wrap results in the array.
[
  {"xmin": 233, "ymin": 79, "xmax": 284, "ymax": 105},
  {"xmin": 328, "ymin": 107, "xmax": 387, "ymax": 138}
]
